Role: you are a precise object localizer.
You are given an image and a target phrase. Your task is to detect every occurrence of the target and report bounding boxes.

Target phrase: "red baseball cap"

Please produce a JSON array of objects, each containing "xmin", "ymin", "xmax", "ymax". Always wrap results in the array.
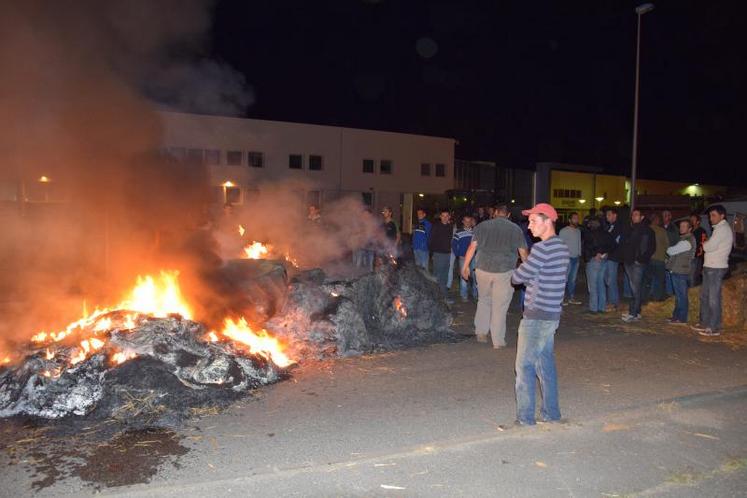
[{"xmin": 522, "ymin": 203, "xmax": 558, "ymax": 221}]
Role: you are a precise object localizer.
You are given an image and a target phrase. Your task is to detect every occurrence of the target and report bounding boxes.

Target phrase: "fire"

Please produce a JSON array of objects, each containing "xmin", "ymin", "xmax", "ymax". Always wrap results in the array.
[
  {"xmin": 393, "ymin": 296, "xmax": 407, "ymax": 318},
  {"xmin": 206, "ymin": 331, "xmax": 219, "ymax": 343},
  {"xmin": 111, "ymin": 351, "xmax": 138, "ymax": 365},
  {"xmin": 238, "ymin": 224, "xmax": 246, "ymax": 237},
  {"xmin": 220, "ymin": 317, "xmax": 293, "ymax": 368},
  {"xmin": 244, "ymin": 241, "xmax": 270, "ymax": 259},
  {"xmin": 119, "ymin": 271, "xmax": 192, "ymax": 319}
]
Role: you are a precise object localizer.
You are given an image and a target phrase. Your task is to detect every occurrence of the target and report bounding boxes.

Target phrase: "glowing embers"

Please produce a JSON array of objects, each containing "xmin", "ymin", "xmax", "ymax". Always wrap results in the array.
[
  {"xmin": 393, "ymin": 296, "xmax": 407, "ymax": 319},
  {"xmin": 218, "ymin": 317, "xmax": 293, "ymax": 368}
]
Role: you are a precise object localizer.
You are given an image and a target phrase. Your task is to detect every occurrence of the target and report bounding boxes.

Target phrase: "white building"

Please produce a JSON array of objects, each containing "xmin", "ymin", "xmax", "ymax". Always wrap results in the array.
[{"xmin": 158, "ymin": 111, "xmax": 456, "ymax": 233}]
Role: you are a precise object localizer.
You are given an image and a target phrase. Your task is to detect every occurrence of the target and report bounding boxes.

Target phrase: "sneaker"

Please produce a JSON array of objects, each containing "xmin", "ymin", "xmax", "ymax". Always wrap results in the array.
[
  {"xmin": 476, "ymin": 334, "xmax": 489, "ymax": 343},
  {"xmin": 667, "ymin": 318, "xmax": 688, "ymax": 326},
  {"xmin": 691, "ymin": 323, "xmax": 707, "ymax": 332},
  {"xmin": 568, "ymin": 299, "xmax": 582, "ymax": 305},
  {"xmin": 562, "ymin": 301, "xmax": 569, "ymax": 306},
  {"xmin": 622, "ymin": 313, "xmax": 641, "ymax": 323},
  {"xmin": 698, "ymin": 328, "xmax": 721, "ymax": 337}
]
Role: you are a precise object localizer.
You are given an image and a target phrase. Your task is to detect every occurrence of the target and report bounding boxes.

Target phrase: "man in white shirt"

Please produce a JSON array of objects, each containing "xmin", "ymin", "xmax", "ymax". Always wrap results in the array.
[
  {"xmin": 559, "ymin": 212, "xmax": 582, "ymax": 305},
  {"xmin": 692, "ymin": 205, "xmax": 733, "ymax": 336}
]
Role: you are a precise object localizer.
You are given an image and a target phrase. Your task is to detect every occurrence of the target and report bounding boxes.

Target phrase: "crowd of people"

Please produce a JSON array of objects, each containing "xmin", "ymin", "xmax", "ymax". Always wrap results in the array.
[{"xmin": 320, "ymin": 199, "xmax": 735, "ymax": 427}]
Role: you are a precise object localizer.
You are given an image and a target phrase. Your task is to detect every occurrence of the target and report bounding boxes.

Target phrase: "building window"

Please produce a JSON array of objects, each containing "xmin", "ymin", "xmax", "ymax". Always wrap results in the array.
[
  {"xmin": 380, "ymin": 159, "xmax": 393, "ymax": 175},
  {"xmin": 205, "ymin": 149, "xmax": 221, "ymax": 165},
  {"xmin": 227, "ymin": 150, "xmax": 243, "ymax": 166},
  {"xmin": 224, "ymin": 186, "xmax": 241, "ymax": 205},
  {"xmin": 553, "ymin": 189, "xmax": 582, "ymax": 199},
  {"xmin": 361, "ymin": 192, "xmax": 373, "ymax": 207},
  {"xmin": 289, "ymin": 154, "xmax": 303, "ymax": 169},
  {"xmin": 420, "ymin": 163, "xmax": 431, "ymax": 176},
  {"xmin": 362, "ymin": 159, "xmax": 374, "ymax": 174},
  {"xmin": 168, "ymin": 147, "xmax": 186, "ymax": 161},
  {"xmin": 309, "ymin": 155, "xmax": 323, "ymax": 171},
  {"xmin": 435, "ymin": 163, "xmax": 446, "ymax": 177},
  {"xmin": 187, "ymin": 148, "xmax": 204, "ymax": 163},
  {"xmin": 248, "ymin": 151, "xmax": 264, "ymax": 168}
]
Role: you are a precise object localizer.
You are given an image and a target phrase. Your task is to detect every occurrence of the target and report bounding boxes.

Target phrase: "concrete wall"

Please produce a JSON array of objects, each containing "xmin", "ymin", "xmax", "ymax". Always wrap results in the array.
[{"xmin": 157, "ymin": 111, "xmax": 455, "ymax": 229}]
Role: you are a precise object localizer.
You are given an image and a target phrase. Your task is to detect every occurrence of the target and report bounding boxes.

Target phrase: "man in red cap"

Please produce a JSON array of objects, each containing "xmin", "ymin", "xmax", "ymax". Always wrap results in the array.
[{"xmin": 510, "ymin": 203, "xmax": 570, "ymax": 425}]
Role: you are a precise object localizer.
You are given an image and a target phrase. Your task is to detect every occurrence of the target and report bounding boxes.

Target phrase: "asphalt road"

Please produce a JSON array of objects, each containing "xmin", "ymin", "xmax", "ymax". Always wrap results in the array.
[{"xmin": 2, "ymin": 300, "xmax": 747, "ymax": 497}]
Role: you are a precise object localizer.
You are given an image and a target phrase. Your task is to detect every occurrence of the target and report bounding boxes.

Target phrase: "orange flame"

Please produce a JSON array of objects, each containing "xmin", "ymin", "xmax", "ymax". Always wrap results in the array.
[
  {"xmin": 111, "ymin": 351, "xmax": 138, "ymax": 365},
  {"xmin": 220, "ymin": 317, "xmax": 293, "ymax": 368},
  {"xmin": 118, "ymin": 271, "xmax": 192, "ymax": 319},
  {"xmin": 393, "ymin": 296, "xmax": 407, "ymax": 318},
  {"xmin": 243, "ymin": 241, "xmax": 270, "ymax": 259},
  {"xmin": 238, "ymin": 224, "xmax": 246, "ymax": 237}
]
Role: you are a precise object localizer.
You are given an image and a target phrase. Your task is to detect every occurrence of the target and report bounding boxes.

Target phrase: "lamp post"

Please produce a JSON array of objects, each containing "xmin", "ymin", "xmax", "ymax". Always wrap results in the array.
[{"xmin": 630, "ymin": 3, "xmax": 654, "ymax": 212}]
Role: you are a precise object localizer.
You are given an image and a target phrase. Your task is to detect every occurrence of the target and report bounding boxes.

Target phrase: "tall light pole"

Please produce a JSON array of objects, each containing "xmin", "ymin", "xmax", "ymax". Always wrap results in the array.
[{"xmin": 630, "ymin": 3, "xmax": 654, "ymax": 212}]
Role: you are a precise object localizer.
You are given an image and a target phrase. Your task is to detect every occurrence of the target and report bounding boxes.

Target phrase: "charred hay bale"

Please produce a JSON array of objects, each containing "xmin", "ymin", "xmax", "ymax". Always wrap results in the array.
[
  {"xmin": 266, "ymin": 262, "xmax": 454, "ymax": 358},
  {"xmin": 216, "ymin": 259, "xmax": 288, "ymax": 323}
]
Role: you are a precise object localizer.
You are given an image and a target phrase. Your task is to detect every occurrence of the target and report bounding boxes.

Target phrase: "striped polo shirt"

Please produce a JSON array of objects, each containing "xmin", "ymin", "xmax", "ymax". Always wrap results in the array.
[{"xmin": 511, "ymin": 235, "xmax": 570, "ymax": 321}]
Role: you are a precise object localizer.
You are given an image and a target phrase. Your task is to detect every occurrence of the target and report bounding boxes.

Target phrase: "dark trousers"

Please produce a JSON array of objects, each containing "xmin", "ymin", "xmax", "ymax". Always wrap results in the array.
[
  {"xmin": 643, "ymin": 259, "xmax": 666, "ymax": 301},
  {"xmin": 624, "ymin": 262, "xmax": 646, "ymax": 316},
  {"xmin": 432, "ymin": 252, "xmax": 451, "ymax": 294}
]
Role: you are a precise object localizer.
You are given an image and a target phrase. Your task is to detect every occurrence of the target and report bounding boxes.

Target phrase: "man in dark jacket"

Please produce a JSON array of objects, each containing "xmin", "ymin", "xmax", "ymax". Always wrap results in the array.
[
  {"xmin": 604, "ymin": 208, "xmax": 626, "ymax": 311},
  {"xmin": 621, "ymin": 209, "xmax": 656, "ymax": 322},
  {"xmin": 583, "ymin": 219, "xmax": 616, "ymax": 313}
]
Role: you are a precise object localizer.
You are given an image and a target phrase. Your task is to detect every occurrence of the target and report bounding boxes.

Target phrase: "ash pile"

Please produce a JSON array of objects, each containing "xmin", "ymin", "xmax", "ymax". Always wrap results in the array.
[
  {"xmin": 0, "ymin": 312, "xmax": 284, "ymax": 426},
  {"xmin": 267, "ymin": 260, "xmax": 455, "ymax": 358}
]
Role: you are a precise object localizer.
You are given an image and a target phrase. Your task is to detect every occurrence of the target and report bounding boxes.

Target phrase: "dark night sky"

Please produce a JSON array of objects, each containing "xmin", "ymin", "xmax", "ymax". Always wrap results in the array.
[{"xmin": 208, "ymin": 0, "xmax": 745, "ymax": 185}]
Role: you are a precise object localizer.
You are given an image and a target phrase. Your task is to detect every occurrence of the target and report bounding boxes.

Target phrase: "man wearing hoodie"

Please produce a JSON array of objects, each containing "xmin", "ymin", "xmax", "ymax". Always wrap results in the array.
[
  {"xmin": 412, "ymin": 208, "xmax": 432, "ymax": 271},
  {"xmin": 621, "ymin": 209, "xmax": 656, "ymax": 322},
  {"xmin": 452, "ymin": 215, "xmax": 477, "ymax": 302}
]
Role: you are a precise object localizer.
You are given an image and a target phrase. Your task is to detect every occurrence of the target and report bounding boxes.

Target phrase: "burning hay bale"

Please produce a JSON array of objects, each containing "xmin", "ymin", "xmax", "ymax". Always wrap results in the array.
[
  {"xmin": 266, "ymin": 261, "xmax": 455, "ymax": 358},
  {"xmin": 0, "ymin": 312, "xmax": 286, "ymax": 424}
]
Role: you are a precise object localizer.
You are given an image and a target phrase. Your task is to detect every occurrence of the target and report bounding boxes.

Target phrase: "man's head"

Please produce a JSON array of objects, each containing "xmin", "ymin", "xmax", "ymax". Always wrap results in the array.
[
  {"xmin": 522, "ymin": 203, "xmax": 558, "ymax": 240},
  {"xmin": 662, "ymin": 210, "xmax": 672, "ymax": 226},
  {"xmin": 487, "ymin": 206, "xmax": 495, "ymax": 218},
  {"xmin": 606, "ymin": 208, "xmax": 618, "ymax": 224},
  {"xmin": 569, "ymin": 212, "xmax": 579, "ymax": 226},
  {"xmin": 631, "ymin": 209, "xmax": 644, "ymax": 224},
  {"xmin": 416, "ymin": 208, "xmax": 426, "ymax": 220},
  {"xmin": 494, "ymin": 204, "xmax": 509, "ymax": 218},
  {"xmin": 462, "ymin": 215, "xmax": 474, "ymax": 229},
  {"xmin": 707, "ymin": 204, "xmax": 727, "ymax": 226},
  {"xmin": 382, "ymin": 206, "xmax": 393, "ymax": 219},
  {"xmin": 678, "ymin": 218, "xmax": 692, "ymax": 235},
  {"xmin": 477, "ymin": 206, "xmax": 485, "ymax": 215},
  {"xmin": 649, "ymin": 212, "xmax": 662, "ymax": 227},
  {"xmin": 439, "ymin": 209, "xmax": 450, "ymax": 224},
  {"xmin": 689, "ymin": 213, "xmax": 701, "ymax": 228},
  {"xmin": 308, "ymin": 205, "xmax": 320, "ymax": 218}
]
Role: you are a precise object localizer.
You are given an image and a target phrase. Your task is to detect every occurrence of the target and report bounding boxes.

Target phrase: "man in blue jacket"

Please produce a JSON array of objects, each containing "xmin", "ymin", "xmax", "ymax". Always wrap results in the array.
[
  {"xmin": 412, "ymin": 208, "xmax": 432, "ymax": 271},
  {"xmin": 453, "ymin": 215, "xmax": 477, "ymax": 302}
]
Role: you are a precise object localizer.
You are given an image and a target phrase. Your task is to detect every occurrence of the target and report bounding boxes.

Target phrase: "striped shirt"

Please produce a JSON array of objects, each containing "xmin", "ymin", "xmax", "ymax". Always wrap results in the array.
[{"xmin": 511, "ymin": 235, "xmax": 570, "ymax": 321}]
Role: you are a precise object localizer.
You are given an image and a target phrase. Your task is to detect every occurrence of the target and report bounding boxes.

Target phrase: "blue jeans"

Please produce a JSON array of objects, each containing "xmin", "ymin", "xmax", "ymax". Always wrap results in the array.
[
  {"xmin": 432, "ymin": 252, "xmax": 451, "ymax": 294},
  {"xmin": 665, "ymin": 270, "xmax": 673, "ymax": 296},
  {"xmin": 700, "ymin": 267, "xmax": 728, "ymax": 330},
  {"xmin": 671, "ymin": 272, "xmax": 689, "ymax": 322},
  {"xmin": 565, "ymin": 257, "xmax": 579, "ymax": 300},
  {"xmin": 604, "ymin": 260, "xmax": 620, "ymax": 305},
  {"xmin": 515, "ymin": 319, "xmax": 561, "ymax": 425},
  {"xmin": 447, "ymin": 253, "xmax": 456, "ymax": 289},
  {"xmin": 586, "ymin": 258, "xmax": 607, "ymax": 312},
  {"xmin": 458, "ymin": 256, "xmax": 477, "ymax": 299},
  {"xmin": 413, "ymin": 249, "xmax": 429, "ymax": 271},
  {"xmin": 623, "ymin": 271, "xmax": 632, "ymax": 299},
  {"xmin": 353, "ymin": 249, "xmax": 374, "ymax": 270},
  {"xmin": 624, "ymin": 262, "xmax": 646, "ymax": 316}
]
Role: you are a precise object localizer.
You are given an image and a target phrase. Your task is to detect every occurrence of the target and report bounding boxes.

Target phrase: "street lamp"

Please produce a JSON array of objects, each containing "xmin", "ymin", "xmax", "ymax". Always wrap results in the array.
[{"xmin": 630, "ymin": 3, "xmax": 654, "ymax": 212}]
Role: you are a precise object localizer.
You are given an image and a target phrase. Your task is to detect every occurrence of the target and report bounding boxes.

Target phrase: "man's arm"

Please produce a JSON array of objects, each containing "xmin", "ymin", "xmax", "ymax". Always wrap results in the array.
[
  {"xmin": 512, "ymin": 247, "xmax": 542, "ymax": 285},
  {"xmin": 666, "ymin": 240, "xmax": 691, "ymax": 256},
  {"xmin": 460, "ymin": 240, "xmax": 477, "ymax": 280},
  {"xmin": 518, "ymin": 247, "xmax": 529, "ymax": 263}
]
